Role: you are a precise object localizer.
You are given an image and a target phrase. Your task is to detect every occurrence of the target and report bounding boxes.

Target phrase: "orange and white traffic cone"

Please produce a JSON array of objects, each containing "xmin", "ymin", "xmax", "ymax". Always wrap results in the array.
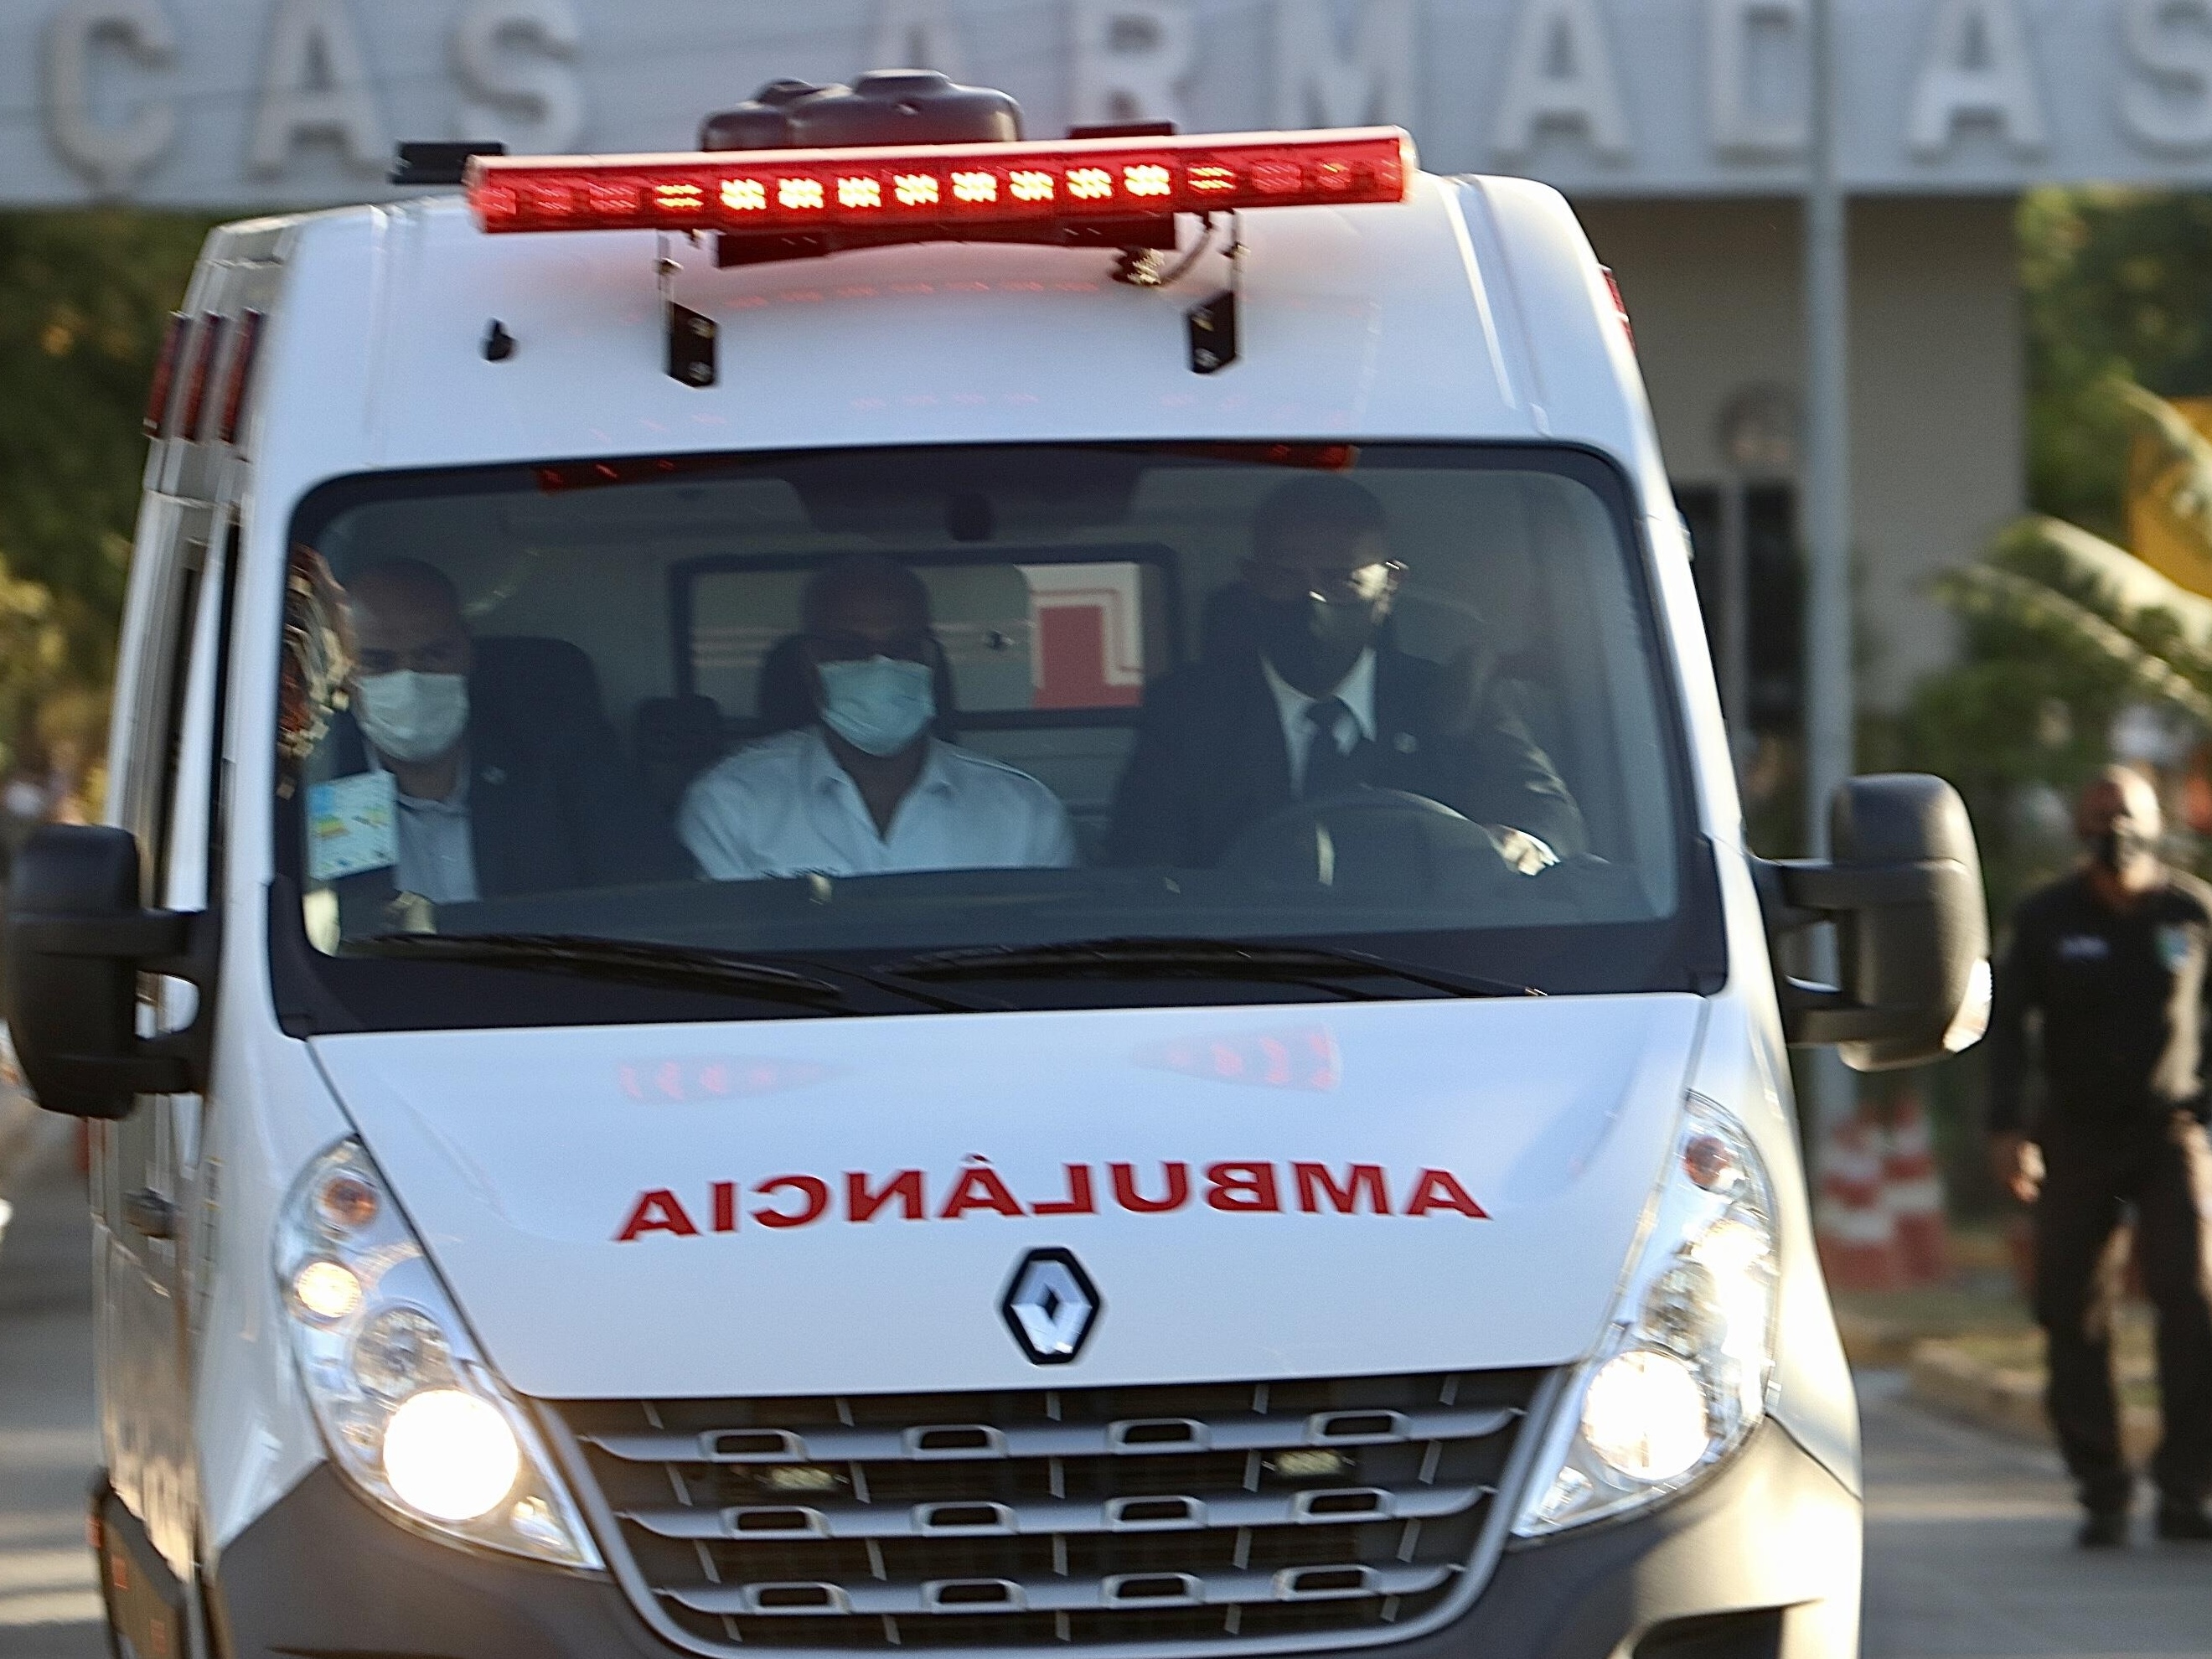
[
  {"xmin": 1816, "ymin": 1114, "xmax": 1903, "ymax": 1292},
  {"xmin": 1883, "ymin": 1094, "xmax": 1951, "ymax": 1285}
]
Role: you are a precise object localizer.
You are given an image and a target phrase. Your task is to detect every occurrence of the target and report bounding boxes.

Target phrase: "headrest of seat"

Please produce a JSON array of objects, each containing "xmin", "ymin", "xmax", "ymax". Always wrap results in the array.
[
  {"xmin": 473, "ymin": 635, "xmax": 604, "ymax": 724},
  {"xmin": 756, "ymin": 636, "xmax": 818, "ymax": 734},
  {"xmin": 635, "ymin": 693, "xmax": 725, "ymax": 757}
]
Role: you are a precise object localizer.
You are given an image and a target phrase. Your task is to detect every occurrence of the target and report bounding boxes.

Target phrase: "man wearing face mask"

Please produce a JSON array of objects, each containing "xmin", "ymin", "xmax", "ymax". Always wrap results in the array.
[
  {"xmin": 329, "ymin": 560, "xmax": 690, "ymax": 917},
  {"xmin": 1987, "ymin": 767, "xmax": 2212, "ymax": 1548},
  {"xmin": 678, "ymin": 554, "xmax": 1074, "ymax": 880},
  {"xmin": 1105, "ymin": 475, "xmax": 1582, "ymax": 870}
]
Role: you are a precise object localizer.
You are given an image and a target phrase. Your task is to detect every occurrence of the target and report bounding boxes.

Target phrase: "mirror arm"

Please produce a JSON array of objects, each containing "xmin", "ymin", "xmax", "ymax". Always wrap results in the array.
[
  {"xmin": 1761, "ymin": 858, "xmax": 1952, "ymax": 912},
  {"xmin": 8, "ymin": 911, "xmax": 193, "ymax": 960},
  {"xmin": 8, "ymin": 905, "xmax": 220, "ymax": 1098},
  {"xmin": 1752, "ymin": 855, "xmax": 1955, "ymax": 1047},
  {"xmin": 1756, "ymin": 774, "xmax": 1992, "ymax": 1071}
]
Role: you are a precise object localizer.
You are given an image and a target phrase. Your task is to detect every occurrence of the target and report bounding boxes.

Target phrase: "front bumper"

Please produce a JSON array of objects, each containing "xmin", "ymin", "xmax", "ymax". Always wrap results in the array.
[{"xmin": 208, "ymin": 1419, "xmax": 1858, "ymax": 1659}]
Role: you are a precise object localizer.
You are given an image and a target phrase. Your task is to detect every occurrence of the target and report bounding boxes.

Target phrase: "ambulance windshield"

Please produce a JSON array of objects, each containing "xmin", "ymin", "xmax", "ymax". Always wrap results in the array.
[{"xmin": 276, "ymin": 442, "xmax": 1718, "ymax": 1027}]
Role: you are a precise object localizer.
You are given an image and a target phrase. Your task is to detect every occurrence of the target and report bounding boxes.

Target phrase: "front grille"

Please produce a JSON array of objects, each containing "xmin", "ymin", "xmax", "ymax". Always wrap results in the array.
[{"xmin": 546, "ymin": 1368, "xmax": 1544, "ymax": 1652}]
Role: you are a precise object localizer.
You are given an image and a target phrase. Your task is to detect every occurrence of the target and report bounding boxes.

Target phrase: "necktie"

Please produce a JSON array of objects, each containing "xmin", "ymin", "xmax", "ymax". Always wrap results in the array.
[{"xmin": 1302, "ymin": 697, "xmax": 1363, "ymax": 798}]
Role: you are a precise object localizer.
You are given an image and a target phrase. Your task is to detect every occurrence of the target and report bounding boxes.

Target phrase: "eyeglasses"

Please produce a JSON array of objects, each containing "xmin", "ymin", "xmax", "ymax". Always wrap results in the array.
[{"xmin": 1244, "ymin": 559, "xmax": 1404, "ymax": 602}]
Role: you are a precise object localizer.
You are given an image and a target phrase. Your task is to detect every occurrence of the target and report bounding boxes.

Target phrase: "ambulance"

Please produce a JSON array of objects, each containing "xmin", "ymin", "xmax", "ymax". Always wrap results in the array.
[{"xmin": 3, "ymin": 71, "xmax": 1987, "ymax": 1659}]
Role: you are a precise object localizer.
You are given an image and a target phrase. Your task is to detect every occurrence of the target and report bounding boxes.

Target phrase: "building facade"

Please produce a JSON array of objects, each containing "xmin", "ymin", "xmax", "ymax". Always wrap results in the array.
[{"xmin": 9, "ymin": 0, "xmax": 2208, "ymax": 710}]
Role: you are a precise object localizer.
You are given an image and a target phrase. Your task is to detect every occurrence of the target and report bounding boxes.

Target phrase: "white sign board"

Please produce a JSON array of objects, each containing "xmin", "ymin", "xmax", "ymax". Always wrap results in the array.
[{"xmin": 11, "ymin": 0, "xmax": 2212, "ymax": 206}]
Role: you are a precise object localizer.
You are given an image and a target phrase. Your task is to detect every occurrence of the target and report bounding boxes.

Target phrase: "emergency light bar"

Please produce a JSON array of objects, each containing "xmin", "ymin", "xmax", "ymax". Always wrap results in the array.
[{"xmin": 465, "ymin": 127, "xmax": 1414, "ymax": 239}]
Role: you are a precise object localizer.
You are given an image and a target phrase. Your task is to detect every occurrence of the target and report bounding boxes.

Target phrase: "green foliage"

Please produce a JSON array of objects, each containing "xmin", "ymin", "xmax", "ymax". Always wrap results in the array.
[
  {"xmin": 0, "ymin": 210, "xmax": 215, "ymax": 767},
  {"xmin": 0, "ymin": 554, "xmax": 68, "ymax": 777},
  {"xmin": 1900, "ymin": 509, "xmax": 2212, "ymax": 915},
  {"xmin": 1892, "ymin": 193, "xmax": 2212, "ymax": 917},
  {"xmin": 2022, "ymin": 187, "xmax": 2212, "ymax": 537}
]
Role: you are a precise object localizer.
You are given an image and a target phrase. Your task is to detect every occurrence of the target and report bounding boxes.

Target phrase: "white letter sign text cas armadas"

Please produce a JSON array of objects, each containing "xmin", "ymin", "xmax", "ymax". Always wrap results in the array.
[{"xmin": 14, "ymin": 0, "xmax": 2212, "ymax": 204}]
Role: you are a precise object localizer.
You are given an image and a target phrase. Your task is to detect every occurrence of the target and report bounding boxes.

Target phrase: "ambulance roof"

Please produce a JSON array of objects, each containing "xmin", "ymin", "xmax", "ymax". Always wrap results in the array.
[{"xmin": 212, "ymin": 169, "xmax": 1662, "ymax": 504}]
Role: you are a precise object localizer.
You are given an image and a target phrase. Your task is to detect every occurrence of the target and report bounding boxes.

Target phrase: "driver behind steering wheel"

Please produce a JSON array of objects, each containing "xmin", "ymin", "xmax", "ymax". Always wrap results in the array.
[{"xmin": 1104, "ymin": 475, "xmax": 1584, "ymax": 872}]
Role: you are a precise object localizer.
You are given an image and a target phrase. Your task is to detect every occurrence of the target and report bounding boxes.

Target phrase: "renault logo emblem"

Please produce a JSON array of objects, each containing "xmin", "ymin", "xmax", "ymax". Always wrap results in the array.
[{"xmin": 1000, "ymin": 1248, "xmax": 1101, "ymax": 1366}]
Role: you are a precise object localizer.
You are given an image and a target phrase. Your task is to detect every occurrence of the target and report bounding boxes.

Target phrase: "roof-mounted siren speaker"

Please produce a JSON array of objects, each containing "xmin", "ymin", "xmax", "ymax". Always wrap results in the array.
[
  {"xmin": 700, "ymin": 70, "xmax": 1022, "ymax": 152},
  {"xmin": 390, "ymin": 140, "xmax": 506, "ymax": 187},
  {"xmin": 698, "ymin": 70, "xmax": 1176, "ymax": 268},
  {"xmin": 703, "ymin": 71, "xmax": 1017, "ymax": 266}
]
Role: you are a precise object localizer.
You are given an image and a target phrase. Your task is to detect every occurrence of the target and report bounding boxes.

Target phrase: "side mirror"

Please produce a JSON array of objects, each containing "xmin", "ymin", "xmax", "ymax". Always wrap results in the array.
[
  {"xmin": 2, "ymin": 825, "xmax": 214, "ymax": 1119},
  {"xmin": 1755, "ymin": 773, "xmax": 1991, "ymax": 1072}
]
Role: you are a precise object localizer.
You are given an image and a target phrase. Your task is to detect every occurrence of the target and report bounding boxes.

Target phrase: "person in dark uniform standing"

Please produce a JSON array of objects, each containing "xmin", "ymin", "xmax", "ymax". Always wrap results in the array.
[{"xmin": 1987, "ymin": 765, "xmax": 2212, "ymax": 1548}]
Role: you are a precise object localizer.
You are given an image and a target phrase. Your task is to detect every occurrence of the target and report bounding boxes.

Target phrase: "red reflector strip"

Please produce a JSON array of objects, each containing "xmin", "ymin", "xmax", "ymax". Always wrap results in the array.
[
  {"xmin": 467, "ymin": 127, "xmax": 1414, "ymax": 236},
  {"xmin": 1601, "ymin": 266, "xmax": 1635, "ymax": 350},
  {"xmin": 179, "ymin": 312, "xmax": 226, "ymax": 440},
  {"xmin": 219, "ymin": 309, "xmax": 265, "ymax": 446},
  {"xmin": 143, "ymin": 312, "xmax": 189, "ymax": 437},
  {"xmin": 1166, "ymin": 441, "xmax": 1360, "ymax": 471}
]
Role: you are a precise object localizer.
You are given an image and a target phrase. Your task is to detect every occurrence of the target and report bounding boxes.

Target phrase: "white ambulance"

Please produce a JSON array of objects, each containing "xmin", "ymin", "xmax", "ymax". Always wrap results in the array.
[{"xmin": 5, "ymin": 72, "xmax": 1985, "ymax": 1659}]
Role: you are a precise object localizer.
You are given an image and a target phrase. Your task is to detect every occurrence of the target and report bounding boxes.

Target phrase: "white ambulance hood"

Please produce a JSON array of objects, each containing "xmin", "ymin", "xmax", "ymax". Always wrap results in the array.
[{"xmin": 308, "ymin": 995, "xmax": 1703, "ymax": 1401}]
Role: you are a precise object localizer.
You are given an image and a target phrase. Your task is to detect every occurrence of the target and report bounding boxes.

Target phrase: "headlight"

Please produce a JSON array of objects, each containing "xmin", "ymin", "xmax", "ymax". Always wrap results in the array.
[
  {"xmin": 383, "ymin": 1391, "xmax": 523, "ymax": 1521},
  {"xmin": 1512, "ymin": 1094, "xmax": 1780, "ymax": 1535},
  {"xmin": 275, "ymin": 1140, "xmax": 602, "ymax": 1568}
]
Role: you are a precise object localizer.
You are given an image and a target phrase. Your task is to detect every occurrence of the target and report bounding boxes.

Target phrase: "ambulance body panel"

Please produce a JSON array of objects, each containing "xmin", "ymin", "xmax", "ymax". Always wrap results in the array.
[
  {"xmin": 307, "ymin": 994, "xmax": 1703, "ymax": 1402},
  {"xmin": 3, "ymin": 109, "xmax": 1989, "ymax": 1659}
]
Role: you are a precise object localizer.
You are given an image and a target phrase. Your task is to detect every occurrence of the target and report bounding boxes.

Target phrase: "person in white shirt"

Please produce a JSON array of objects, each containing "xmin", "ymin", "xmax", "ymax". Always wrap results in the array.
[{"xmin": 679, "ymin": 554, "xmax": 1076, "ymax": 880}]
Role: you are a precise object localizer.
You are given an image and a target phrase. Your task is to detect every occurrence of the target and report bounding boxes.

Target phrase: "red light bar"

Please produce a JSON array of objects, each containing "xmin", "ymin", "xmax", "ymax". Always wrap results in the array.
[{"xmin": 466, "ymin": 127, "xmax": 1414, "ymax": 238}]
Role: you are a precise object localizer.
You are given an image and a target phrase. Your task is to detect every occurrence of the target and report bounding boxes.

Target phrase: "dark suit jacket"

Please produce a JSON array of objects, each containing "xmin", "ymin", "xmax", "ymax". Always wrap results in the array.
[
  {"xmin": 1105, "ymin": 646, "xmax": 1584, "ymax": 870},
  {"xmin": 329, "ymin": 697, "xmax": 692, "ymax": 933}
]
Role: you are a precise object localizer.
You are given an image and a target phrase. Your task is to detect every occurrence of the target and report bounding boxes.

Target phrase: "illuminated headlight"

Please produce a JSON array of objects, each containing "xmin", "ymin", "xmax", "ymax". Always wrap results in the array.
[
  {"xmin": 274, "ymin": 1140, "xmax": 601, "ymax": 1568},
  {"xmin": 384, "ymin": 1390, "xmax": 523, "ymax": 1521},
  {"xmin": 1513, "ymin": 1095, "xmax": 1780, "ymax": 1535},
  {"xmin": 1579, "ymin": 1351, "xmax": 1708, "ymax": 1482}
]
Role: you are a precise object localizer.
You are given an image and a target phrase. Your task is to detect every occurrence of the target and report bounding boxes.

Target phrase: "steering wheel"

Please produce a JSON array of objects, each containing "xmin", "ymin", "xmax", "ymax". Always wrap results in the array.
[{"xmin": 1219, "ymin": 788, "xmax": 1517, "ymax": 898}]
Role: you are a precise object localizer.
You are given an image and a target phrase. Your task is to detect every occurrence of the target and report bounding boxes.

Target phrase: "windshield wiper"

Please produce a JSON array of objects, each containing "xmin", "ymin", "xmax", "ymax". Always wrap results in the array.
[
  {"xmin": 881, "ymin": 937, "xmax": 1540, "ymax": 1000},
  {"xmin": 344, "ymin": 933, "xmax": 858, "ymax": 1009},
  {"xmin": 345, "ymin": 932, "xmax": 1000, "ymax": 1014}
]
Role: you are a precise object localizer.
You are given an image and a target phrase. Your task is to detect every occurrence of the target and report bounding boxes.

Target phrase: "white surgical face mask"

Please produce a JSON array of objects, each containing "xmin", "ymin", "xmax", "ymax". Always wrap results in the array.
[
  {"xmin": 354, "ymin": 670, "xmax": 470, "ymax": 765},
  {"xmin": 817, "ymin": 657, "xmax": 935, "ymax": 757}
]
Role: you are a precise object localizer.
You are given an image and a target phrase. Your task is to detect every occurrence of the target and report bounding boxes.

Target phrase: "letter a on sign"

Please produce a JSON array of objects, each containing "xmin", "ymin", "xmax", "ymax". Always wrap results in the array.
[
  {"xmin": 1492, "ymin": 0, "xmax": 1634, "ymax": 163},
  {"xmin": 1906, "ymin": 0, "xmax": 2046, "ymax": 159},
  {"xmin": 1405, "ymin": 1169, "xmax": 1488, "ymax": 1218},
  {"xmin": 617, "ymin": 1190, "xmax": 700, "ymax": 1240},
  {"xmin": 248, "ymin": 0, "xmax": 389, "ymax": 178}
]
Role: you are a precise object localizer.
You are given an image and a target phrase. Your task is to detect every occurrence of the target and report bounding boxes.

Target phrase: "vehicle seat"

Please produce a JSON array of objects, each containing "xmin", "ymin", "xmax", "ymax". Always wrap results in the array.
[
  {"xmin": 1200, "ymin": 583, "xmax": 1266, "ymax": 660},
  {"xmin": 757, "ymin": 635, "xmax": 818, "ymax": 733},
  {"xmin": 633, "ymin": 694, "xmax": 728, "ymax": 816},
  {"xmin": 473, "ymin": 635, "xmax": 607, "ymax": 731}
]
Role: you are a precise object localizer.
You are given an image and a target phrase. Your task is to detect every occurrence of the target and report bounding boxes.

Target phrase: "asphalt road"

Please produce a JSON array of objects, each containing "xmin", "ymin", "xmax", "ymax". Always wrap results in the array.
[
  {"xmin": 1858, "ymin": 1371, "xmax": 2212, "ymax": 1656},
  {"xmin": 0, "ymin": 1146, "xmax": 2207, "ymax": 1659},
  {"xmin": 0, "ymin": 1133, "xmax": 101, "ymax": 1659}
]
